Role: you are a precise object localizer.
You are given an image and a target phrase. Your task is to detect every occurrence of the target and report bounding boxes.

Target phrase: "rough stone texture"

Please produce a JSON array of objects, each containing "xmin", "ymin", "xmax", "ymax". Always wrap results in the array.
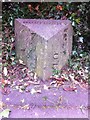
[
  {"xmin": 15, "ymin": 19, "xmax": 73, "ymax": 80},
  {"xmin": 2, "ymin": 82, "xmax": 88, "ymax": 118}
]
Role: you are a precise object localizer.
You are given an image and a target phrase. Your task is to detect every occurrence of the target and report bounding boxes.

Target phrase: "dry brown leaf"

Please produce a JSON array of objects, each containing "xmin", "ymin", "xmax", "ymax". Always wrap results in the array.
[
  {"xmin": 21, "ymin": 104, "xmax": 30, "ymax": 110},
  {"xmin": 3, "ymin": 67, "xmax": 8, "ymax": 76}
]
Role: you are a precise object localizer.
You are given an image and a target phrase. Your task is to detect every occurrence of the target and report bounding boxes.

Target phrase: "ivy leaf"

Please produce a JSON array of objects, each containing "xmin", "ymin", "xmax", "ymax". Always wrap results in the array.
[
  {"xmin": 75, "ymin": 18, "xmax": 80, "ymax": 24},
  {"xmin": 0, "ymin": 109, "xmax": 11, "ymax": 118}
]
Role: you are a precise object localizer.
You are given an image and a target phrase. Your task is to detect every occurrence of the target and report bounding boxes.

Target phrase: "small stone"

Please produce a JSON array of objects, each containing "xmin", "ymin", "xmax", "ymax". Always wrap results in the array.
[
  {"xmin": 30, "ymin": 88, "xmax": 36, "ymax": 94},
  {"xmin": 6, "ymin": 98, "xmax": 10, "ymax": 101},
  {"xmin": 19, "ymin": 89, "xmax": 23, "ymax": 93},
  {"xmin": 35, "ymin": 112, "xmax": 39, "ymax": 117},
  {"xmin": 24, "ymin": 83, "xmax": 29, "ymax": 87}
]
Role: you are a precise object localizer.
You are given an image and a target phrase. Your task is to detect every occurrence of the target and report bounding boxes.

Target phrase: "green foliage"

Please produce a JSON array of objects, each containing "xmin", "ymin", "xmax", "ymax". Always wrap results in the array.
[
  {"xmin": 2, "ymin": 2, "xmax": 90, "ymax": 70},
  {"xmin": 2, "ymin": 2, "xmax": 90, "ymax": 48},
  {"xmin": 52, "ymin": 69, "xmax": 60, "ymax": 76}
]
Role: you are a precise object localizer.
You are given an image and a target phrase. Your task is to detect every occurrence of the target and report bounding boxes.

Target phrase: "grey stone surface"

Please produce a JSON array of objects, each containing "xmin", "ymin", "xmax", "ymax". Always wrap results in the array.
[
  {"xmin": 15, "ymin": 19, "xmax": 73, "ymax": 80},
  {"xmin": 2, "ymin": 81, "xmax": 88, "ymax": 118}
]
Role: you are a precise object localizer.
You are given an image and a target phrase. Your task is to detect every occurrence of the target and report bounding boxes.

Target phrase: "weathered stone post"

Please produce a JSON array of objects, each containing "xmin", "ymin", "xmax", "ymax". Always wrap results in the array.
[{"xmin": 15, "ymin": 19, "xmax": 73, "ymax": 80}]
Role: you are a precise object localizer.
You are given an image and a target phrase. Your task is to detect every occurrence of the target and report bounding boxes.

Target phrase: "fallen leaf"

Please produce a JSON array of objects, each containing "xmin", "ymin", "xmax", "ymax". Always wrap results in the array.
[
  {"xmin": 2, "ymin": 87, "xmax": 11, "ymax": 95},
  {"xmin": 34, "ymin": 73, "xmax": 37, "ymax": 81},
  {"xmin": 30, "ymin": 88, "xmax": 36, "ymax": 94},
  {"xmin": 20, "ymin": 99, "xmax": 25, "ymax": 103},
  {"xmin": 50, "ymin": 81, "xmax": 56, "ymax": 85},
  {"xmin": 42, "ymin": 105, "xmax": 47, "ymax": 109},
  {"xmin": 79, "ymin": 82, "xmax": 88, "ymax": 89},
  {"xmin": 24, "ymin": 83, "xmax": 29, "ymax": 87},
  {"xmin": 36, "ymin": 89, "xmax": 41, "ymax": 93},
  {"xmin": 30, "ymin": 88, "xmax": 41, "ymax": 94},
  {"xmin": 35, "ymin": 112, "xmax": 39, "ymax": 116},
  {"xmin": 15, "ymin": 86, "xmax": 19, "ymax": 90},
  {"xmin": 10, "ymin": 57, "xmax": 15, "ymax": 61},
  {"xmin": 56, "ymin": 81, "xmax": 64, "ymax": 87},
  {"xmin": 79, "ymin": 105, "xmax": 85, "ymax": 114},
  {"xmin": 19, "ymin": 86, "xmax": 26, "ymax": 90},
  {"xmin": 53, "ymin": 93, "xmax": 56, "ymax": 96},
  {"xmin": 0, "ymin": 109, "xmax": 11, "ymax": 118},
  {"xmin": 55, "ymin": 105, "xmax": 60, "ymax": 111},
  {"xmin": 30, "ymin": 72, "xmax": 34, "ymax": 77},
  {"xmin": 43, "ymin": 85, "xmax": 49, "ymax": 90},
  {"xmin": 28, "ymin": 4, "xmax": 32, "ymax": 12},
  {"xmin": 19, "ymin": 89, "xmax": 23, "ymax": 93},
  {"xmin": 1, "ymin": 78, "xmax": 7, "ymax": 85},
  {"xmin": 19, "ymin": 59, "xmax": 24, "ymax": 64},
  {"xmin": 50, "ymin": 76, "xmax": 65, "ymax": 81},
  {"xmin": 3, "ymin": 67, "xmax": 8, "ymax": 76},
  {"xmin": 6, "ymin": 98, "xmax": 10, "ymax": 101},
  {"xmin": 28, "ymin": 81, "xmax": 40, "ymax": 85},
  {"xmin": 21, "ymin": 104, "xmax": 30, "ymax": 110},
  {"xmin": 56, "ymin": 5, "xmax": 63, "ymax": 11},
  {"xmin": 69, "ymin": 74, "xmax": 80, "ymax": 85},
  {"xmin": 35, "ymin": 5, "xmax": 39, "ymax": 11},
  {"xmin": 22, "ymin": 67, "xmax": 27, "ymax": 72},
  {"xmin": 0, "ymin": 101, "xmax": 6, "ymax": 109},
  {"xmin": 19, "ymin": 79, "xmax": 23, "ymax": 82},
  {"xmin": 63, "ymin": 86, "xmax": 77, "ymax": 91}
]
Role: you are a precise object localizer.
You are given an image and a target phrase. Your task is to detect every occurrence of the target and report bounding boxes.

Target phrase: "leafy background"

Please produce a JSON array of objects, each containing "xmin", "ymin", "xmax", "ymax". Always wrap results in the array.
[{"xmin": 2, "ymin": 2, "xmax": 90, "ymax": 83}]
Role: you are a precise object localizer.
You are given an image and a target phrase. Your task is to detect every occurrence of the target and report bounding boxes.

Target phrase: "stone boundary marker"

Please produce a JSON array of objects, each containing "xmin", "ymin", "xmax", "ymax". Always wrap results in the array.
[{"xmin": 15, "ymin": 19, "xmax": 73, "ymax": 80}]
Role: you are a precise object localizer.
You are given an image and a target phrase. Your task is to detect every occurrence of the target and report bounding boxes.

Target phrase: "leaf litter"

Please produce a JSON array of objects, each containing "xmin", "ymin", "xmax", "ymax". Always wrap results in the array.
[
  {"xmin": 1, "ymin": 50, "xmax": 89, "ymax": 117},
  {"xmin": 2, "ymin": 48, "xmax": 89, "ymax": 96}
]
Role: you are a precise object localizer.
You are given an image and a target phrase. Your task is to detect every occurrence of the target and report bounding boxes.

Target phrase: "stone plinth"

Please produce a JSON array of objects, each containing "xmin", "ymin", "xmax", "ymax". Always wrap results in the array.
[{"xmin": 15, "ymin": 19, "xmax": 73, "ymax": 80}]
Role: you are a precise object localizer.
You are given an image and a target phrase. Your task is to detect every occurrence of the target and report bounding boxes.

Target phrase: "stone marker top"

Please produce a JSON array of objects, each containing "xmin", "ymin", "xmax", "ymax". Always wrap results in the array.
[{"xmin": 15, "ymin": 18, "xmax": 71, "ymax": 40}]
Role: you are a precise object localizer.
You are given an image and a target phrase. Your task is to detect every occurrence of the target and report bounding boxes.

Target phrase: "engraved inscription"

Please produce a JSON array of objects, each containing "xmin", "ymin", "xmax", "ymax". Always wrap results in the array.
[
  {"xmin": 53, "ymin": 52, "xmax": 59, "ymax": 69},
  {"xmin": 26, "ymin": 47, "xmax": 37, "ymax": 70}
]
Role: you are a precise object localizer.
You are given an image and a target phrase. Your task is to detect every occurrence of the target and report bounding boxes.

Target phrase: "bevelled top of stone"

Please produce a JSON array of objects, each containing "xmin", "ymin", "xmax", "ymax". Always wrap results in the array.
[{"xmin": 15, "ymin": 19, "xmax": 71, "ymax": 40}]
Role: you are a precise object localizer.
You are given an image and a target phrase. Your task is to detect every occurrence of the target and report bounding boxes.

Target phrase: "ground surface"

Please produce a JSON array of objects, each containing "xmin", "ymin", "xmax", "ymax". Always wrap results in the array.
[
  {"xmin": 1, "ymin": 62, "xmax": 89, "ymax": 119},
  {"xmin": 1, "ymin": 79, "xmax": 89, "ymax": 118}
]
